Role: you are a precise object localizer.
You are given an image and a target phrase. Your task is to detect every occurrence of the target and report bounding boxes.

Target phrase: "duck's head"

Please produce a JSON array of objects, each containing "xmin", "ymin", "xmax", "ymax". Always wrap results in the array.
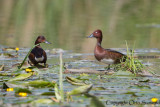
[
  {"xmin": 87, "ymin": 29, "xmax": 102, "ymax": 39},
  {"xmin": 35, "ymin": 36, "xmax": 51, "ymax": 45}
]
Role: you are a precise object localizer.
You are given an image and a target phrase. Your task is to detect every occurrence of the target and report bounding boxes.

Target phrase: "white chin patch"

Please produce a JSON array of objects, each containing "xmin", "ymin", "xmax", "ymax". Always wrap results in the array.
[
  {"xmin": 35, "ymin": 56, "xmax": 44, "ymax": 62},
  {"xmin": 100, "ymin": 59, "xmax": 114, "ymax": 64}
]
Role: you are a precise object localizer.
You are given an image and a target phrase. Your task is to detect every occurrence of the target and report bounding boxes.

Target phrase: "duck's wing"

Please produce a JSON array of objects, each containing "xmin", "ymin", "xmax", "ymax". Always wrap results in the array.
[
  {"xmin": 105, "ymin": 49, "xmax": 126, "ymax": 56},
  {"xmin": 28, "ymin": 52, "xmax": 37, "ymax": 65},
  {"xmin": 42, "ymin": 50, "xmax": 47, "ymax": 63},
  {"xmin": 104, "ymin": 49, "xmax": 127, "ymax": 63}
]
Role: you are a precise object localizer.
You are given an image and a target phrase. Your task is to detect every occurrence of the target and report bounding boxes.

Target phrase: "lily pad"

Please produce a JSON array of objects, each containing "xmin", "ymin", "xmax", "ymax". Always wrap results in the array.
[
  {"xmin": 92, "ymin": 87, "xmax": 106, "ymax": 91},
  {"xmin": 85, "ymin": 94, "xmax": 105, "ymax": 107},
  {"xmin": 139, "ymin": 79, "xmax": 150, "ymax": 82},
  {"xmin": 66, "ymin": 76, "xmax": 87, "ymax": 86},
  {"xmin": 14, "ymin": 88, "xmax": 32, "ymax": 94},
  {"xmin": 8, "ymin": 72, "xmax": 32, "ymax": 82},
  {"xmin": 67, "ymin": 84, "xmax": 93, "ymax": 95},
  {"xmin": 0, "ymin": 64, "xmax": 4, "ymax": 71},
  {"xmin": 113, "ymin": 70, "xmax": 135, "ymax": 76},
  {"xmin": 2, "ymin": 47, "xmax": 17, "ymax": 51},
  {"xmin": 32, "ymin": 99, "xmax": 53, "ymax": 104},
  {"xmin": 129, "ymin": 85, "xmax": 151, "ymax": 89},
  {"xmin": 25, "ymin": 80, "xmax": 55, "ymax": 88},
  {"xmin": 41, "ymin": 92, "xmax": 55, "ymax": 96}
]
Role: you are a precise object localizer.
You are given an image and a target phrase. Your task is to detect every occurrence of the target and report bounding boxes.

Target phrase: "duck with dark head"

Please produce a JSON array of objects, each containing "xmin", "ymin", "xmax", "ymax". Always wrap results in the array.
[
  {"xmin": 28, "ymin": 36, "xmax": 51, "ymax": 66},
  {"xmin": 87, "ymin": 29, "xmax": 126, "ymax": 69}
]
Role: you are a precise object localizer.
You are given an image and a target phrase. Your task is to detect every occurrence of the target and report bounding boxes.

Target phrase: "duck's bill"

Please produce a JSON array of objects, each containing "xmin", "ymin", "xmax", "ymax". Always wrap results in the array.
[
  {"xmin": 45, "ymin": 41, "xmax": 51, "ymax": 44},
  {"xmin": 87, "ymin": 34, "xmax": 94, "ymax": 38}
]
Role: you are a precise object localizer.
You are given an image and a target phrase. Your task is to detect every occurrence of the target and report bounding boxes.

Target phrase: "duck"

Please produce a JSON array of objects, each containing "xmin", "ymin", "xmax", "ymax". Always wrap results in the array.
[
  {"xmin": 87, "ymin": 29, "xmax": 126, "ymax": 69},
  {"xmin": 28, "ymin": 36, "xmax": 51, "ymax": 66}
]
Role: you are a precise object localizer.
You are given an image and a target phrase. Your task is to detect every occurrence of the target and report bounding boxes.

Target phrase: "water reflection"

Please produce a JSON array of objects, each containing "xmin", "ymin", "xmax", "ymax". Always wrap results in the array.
[{"xmin": 0, "ymin": 0, "xmax": 160, "ymax": 53}]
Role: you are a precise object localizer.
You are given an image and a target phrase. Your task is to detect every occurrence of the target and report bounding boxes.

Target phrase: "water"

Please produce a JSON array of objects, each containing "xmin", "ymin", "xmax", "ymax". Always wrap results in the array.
[
  {"xmin": 0, "ymin": 0, "xmax": 160, "ymax": 106},
  {"xmin": 0, "ymin": 0, "xmax": 160, "ymax": 53},
  {"xmin": 0, "ymin": 47, "xmax": 160, "ymax": 106}
]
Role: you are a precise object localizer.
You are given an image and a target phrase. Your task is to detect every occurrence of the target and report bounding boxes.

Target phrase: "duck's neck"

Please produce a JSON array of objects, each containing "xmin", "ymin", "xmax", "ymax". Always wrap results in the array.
[
  {"xmin": 96, "ymin": 37, "xmax": 102, "ymax": 47},
  {"xmin": 35, "ymin": 41, "xmax": 41, "ymax": 47},
  {"xmin": 94, "ymin": 37, "xmax": 104, "ymax": 60},
  {"xmin": 94, "ymin": 37, "xmax": 103, "ymax": 54},
  {"xmin": 35, "ymin": 40, "xmax": 40, "ymax": 45}
]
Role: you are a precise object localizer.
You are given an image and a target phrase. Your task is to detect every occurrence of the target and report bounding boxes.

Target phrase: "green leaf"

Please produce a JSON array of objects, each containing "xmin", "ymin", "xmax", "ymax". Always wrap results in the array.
[
  {"xmin": 0, "ymin": 64, "xmax": 4, "ymax": 71},
  {"xmin": 32, "ymin": 99, "xmax": 53, "ymax": 104},
  {"xmin": 14, "ymin": 88, "xmax": 32, "ymax": 94},
  {"xmin": 129, "ymin": 85, "xmax": 151, "ymax": 89},
  {"xmin": 66, "ymin": 76, "xmax": 87, "ymax": 86},
  {"xmin": 25, "ymin": 80, "xmax": 55, "ymax": 88},
  {"xmin": 8, "ymin": 72, "xmax": 32, "ymax": 82},
  {"xmin": 113, "ymin": 70, "xmax": 135, "ymax": 76},
  {"xmin": 41, "ymin": 92, "xmax": 55, "ymax": 96},
  {"xmin": 139, "ymin": 79, "xmax": 150, "ymax": 82},
  {"xmin": 67, "ymin": 84, "xmax": 93, "ymax": 95},
  {"xmin": 92, "ymin": 87, "xmax": 106, "ymax": 91},
  {"xmin": 85, "ymin": 94, "xmax": 105, "ymax": 107},
  {"xmin": 124, "ymin": 91, "xmax": 138, "ymax": 97},
  {"xmin": 54, "ymin": 84, "xmax": 61, "ymax": 101}
]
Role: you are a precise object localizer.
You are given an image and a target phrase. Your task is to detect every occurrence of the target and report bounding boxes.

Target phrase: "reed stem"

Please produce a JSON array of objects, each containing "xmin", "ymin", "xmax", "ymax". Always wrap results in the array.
[
  {"xmin": 59, "ymin": 52, "xmax": 64, "ymax": 102},
  {"xmin": 17, "ymin": 44, "xmax": 39, "ymax": 69}
]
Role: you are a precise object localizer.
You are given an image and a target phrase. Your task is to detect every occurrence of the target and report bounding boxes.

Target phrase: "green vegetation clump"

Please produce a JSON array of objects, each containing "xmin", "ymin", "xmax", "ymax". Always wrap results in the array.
[{"xmin": 115, "ymin": 42, "xmax": 144, "ymax": 75}]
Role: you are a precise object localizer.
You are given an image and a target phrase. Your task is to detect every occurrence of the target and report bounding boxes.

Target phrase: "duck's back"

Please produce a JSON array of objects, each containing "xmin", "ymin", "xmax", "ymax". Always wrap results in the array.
[{"xmin": 105, "ymin": 49, "xmax": 126, "ymax": 64}]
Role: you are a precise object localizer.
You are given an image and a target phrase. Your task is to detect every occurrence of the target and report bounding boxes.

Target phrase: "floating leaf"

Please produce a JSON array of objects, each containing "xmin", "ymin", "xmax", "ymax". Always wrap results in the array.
[
  {"xmin": 139, "ymin": 79, "xmax": 150, "ymax": 82},
  {"xmin": 12, "ymin": 62, "xmax": 32, "ymax": 73},
  {"xmin": 92, "ymin": 87, "xmax": 106, "ymax": 91},
  {"xmin": 124, "ymin": 91, "xmax": 138, "ymax": 97},
  {"xmin": 80, "ymin": 73, "xmax": 89, "ymax": 77},
  {"xmin": 2, "ymin": 47, "xmax": 17, "ymax": 51},
  {"xmin": 113, "ymin": 70, "xmax": 135, "ymax": 76},
  {"xmin": 8, "ymin": 72, "xmax": 32, "ymax": 82},
  {"xmin": 4, "ymin": 82, "xmax": 26, "ymax": 88},
  {"xmin": 25, "ymin": 80, "xmax": 55, "ymax": 88},
  {"xmin": 3, "ymin": 53, "xmax": 17, "ymax": 58},
  {"xmin": 14, "ymin": 88, "xmax": 32, "ymax": 94},
  {"xmin": 66, "ymin": 76, "xmax": 87, "ymax": 86},
  {"xmin": 0, "ymin": 64, "xmax": 4, "ymax": 71},
  {"xmin": 85, "ymin": 94, "xmax": 105, "ymax": 107},
  {"xmin": 32, "ymin": 99, "xmax": 53, "ymax": 104},
  {"xmin": 41, "ymin": 92, "xmax": 55, "ymax": 96},
  {"xmin": 129, "ymin": 85, "xmax": 151, "ymax": 89},
  {"xmin": 67, "ymin": 84, "xmax": 93, "ymax": 95}
]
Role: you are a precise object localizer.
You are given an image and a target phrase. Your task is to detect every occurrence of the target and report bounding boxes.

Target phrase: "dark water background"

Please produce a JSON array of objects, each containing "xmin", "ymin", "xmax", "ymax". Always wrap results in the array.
[{"xmin": 0, "ymin": 0, "xmax": 160, "ymax": 53}]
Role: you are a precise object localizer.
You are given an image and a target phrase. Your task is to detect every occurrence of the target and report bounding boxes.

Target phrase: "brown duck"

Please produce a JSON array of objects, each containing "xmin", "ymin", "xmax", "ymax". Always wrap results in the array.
[
  {"xmin": 28, "ymin": 36, "xmax": 51, "ymax": 66},
  {"xmin": 88, "ymin": 29, "xmax": 126, "ymax": 68}
]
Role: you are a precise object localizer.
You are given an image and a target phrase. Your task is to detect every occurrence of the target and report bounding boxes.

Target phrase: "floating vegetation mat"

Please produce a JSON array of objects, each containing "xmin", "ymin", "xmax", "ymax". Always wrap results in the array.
[{"xmin": 0, "ymin": 47, "xmax": 160, "ymax": 107}]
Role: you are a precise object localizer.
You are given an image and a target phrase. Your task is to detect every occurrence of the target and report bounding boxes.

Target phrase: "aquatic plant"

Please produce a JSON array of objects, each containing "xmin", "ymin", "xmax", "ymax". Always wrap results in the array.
[
  {"xmin": 115, "ymin": 41, "xmax": 144, "ymax": 75},
  {"xmin": 54, "ymin": 52, "xmax": 64, "ymax": 102}
]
